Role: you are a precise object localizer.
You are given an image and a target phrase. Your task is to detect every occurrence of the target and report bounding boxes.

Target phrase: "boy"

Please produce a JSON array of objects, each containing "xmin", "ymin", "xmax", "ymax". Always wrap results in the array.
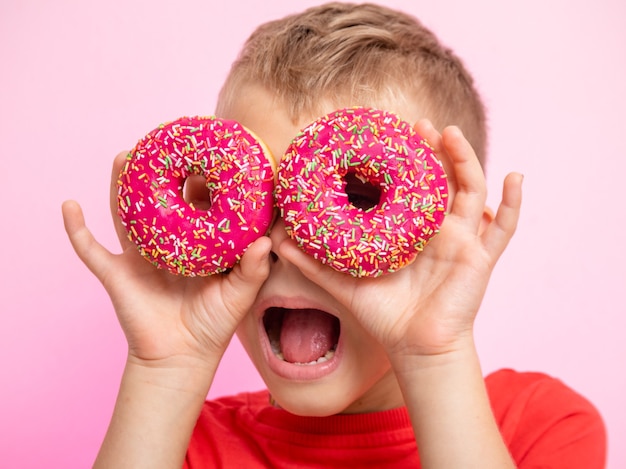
[{"xmin": 62, "ymin": 3, "xmax": 606, "ymax": 467}]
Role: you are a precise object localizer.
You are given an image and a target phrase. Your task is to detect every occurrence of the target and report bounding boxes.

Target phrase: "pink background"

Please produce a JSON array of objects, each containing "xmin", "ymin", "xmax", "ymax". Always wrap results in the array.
[{"xmin": 1, "ymin": 0, "xmax": 624, "ymax": 467}]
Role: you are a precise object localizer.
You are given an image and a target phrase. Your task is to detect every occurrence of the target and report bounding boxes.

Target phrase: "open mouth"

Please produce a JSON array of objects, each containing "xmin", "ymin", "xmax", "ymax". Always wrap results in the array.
[{"xmin": 263, "ymin": 307, "xmax": 341, "ymax": 365}]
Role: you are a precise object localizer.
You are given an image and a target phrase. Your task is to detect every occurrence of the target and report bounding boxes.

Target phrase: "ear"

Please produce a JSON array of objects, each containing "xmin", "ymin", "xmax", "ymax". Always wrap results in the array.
[{"xmin": 479, "ymin": 206, "xmax": 495, "ymax": 235}]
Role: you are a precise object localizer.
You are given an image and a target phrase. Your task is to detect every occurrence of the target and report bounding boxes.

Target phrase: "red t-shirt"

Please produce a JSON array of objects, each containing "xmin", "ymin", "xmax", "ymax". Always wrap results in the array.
[{"xmin": 185, "ymin": 369, "xmax": 605, "ymax": 468}]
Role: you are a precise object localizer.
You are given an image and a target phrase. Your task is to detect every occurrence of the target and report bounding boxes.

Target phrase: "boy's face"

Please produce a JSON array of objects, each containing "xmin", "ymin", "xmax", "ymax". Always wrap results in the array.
[{"xmin": 222, "ymin": 85, "xmax": 421, "ymax": 416}]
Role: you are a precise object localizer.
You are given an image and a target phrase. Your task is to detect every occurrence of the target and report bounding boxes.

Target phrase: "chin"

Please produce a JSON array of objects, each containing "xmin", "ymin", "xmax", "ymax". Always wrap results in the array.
[{"xmin": 267, "ymin": 383, "xmax": 357, "ymax": 417}]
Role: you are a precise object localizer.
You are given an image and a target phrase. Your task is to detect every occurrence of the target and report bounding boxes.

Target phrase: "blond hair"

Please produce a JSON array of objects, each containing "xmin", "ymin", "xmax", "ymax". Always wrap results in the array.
[{"xmin": 217, "ymin": 2, "xmax": 488, "ymax": 166}]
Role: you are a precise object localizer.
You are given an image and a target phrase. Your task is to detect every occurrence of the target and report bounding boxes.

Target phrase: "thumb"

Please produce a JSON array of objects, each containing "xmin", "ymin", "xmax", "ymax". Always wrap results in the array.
[
  {"xmin": 221, "ymin": 236, "xmax": 272, "ymax": 312},
  {"xmin": 62, "ymin": 200, "xmax": 115, "ymax": 282},
  {"xmin": 278, "ymin": 238, "xmax": 358, "ymax": 306}
]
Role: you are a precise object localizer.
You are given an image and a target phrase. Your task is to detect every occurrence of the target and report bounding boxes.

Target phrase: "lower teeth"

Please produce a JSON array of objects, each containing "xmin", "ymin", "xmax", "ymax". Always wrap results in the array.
[{"xmin": 271, "ymin": 340, "xmax": 336, "ymax": 365}]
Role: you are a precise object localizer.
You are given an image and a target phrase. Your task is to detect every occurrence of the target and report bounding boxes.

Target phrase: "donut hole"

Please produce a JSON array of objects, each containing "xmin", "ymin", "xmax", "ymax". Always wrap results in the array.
[
  {"xmin": 183, "ymin": 175, "xmax": 212, "ymax": 210},
  {"xmin": 343, "ymin": 172, "xmax": 381, "ymax": 210}
]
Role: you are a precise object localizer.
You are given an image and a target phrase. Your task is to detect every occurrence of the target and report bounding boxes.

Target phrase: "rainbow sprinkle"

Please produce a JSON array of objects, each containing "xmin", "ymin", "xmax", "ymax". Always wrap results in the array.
[
  {"xmin": 117, "ymin": 116, "xmax": 275, "ymax": 276},
  {"xmin": 274, "ymin": 107, "xmax": 448, "ymax": 278}
]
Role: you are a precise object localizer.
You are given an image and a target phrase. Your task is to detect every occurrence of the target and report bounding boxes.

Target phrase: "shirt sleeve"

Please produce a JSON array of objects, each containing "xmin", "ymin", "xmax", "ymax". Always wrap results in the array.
[{"xmin": 486, "ymin": 369, "xmax": 606, "ymax": 469}]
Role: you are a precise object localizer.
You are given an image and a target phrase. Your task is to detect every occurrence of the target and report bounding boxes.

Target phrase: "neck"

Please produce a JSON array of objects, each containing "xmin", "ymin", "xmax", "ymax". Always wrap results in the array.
[{"xmin": 342, "ymin": 368, "xmax": 404, "ymax": 414}]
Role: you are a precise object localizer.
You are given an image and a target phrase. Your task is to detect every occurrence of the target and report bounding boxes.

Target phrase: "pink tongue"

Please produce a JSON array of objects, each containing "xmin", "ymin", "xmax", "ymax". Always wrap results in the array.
[{"xmin": 280, "ymin": 309, "xmax": 338, "ymax": 364}]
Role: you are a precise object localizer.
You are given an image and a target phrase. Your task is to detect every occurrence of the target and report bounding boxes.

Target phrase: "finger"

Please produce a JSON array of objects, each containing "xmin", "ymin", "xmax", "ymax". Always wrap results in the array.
[
  {"xmin": 413, "ymin": 119, "xmax": 458, "ymax": 207},
  {"xmin": 413, "ymin": 119, "xmax": 443, "ymax": 153},
  {"xmin": 278, "ymin": 238, "xmax": 358, "ymax": 306},
  {"xmin": 441, "ymin": 126, "xmax": 487, "ymax": 231},
  {"xmin": 222, "ymin": 236, "xmax": 272, "ymax": 311},
  {"xmin": 62, "ymin": 200, "xmax": 115, "ymax": 281},
  {"xmin": 184, "ymin": 175, "xmax": 212, "ymax": 209},
  {"xmin": 481, "ymin": 172, "xmax": 523, "ymax": 261},
  {"xmin": 234, "ymin": 236, "xmax": 272, "ymax": 285},
  {"xmin": 109, "ymin": 151, "xmax": 134, "ymax": 250}
]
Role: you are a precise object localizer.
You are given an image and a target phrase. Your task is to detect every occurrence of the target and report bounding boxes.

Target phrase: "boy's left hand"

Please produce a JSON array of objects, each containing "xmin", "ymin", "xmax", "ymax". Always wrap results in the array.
[{"xmin": 278, "ymin": 120, "xmax": 523, "ymax": 361}]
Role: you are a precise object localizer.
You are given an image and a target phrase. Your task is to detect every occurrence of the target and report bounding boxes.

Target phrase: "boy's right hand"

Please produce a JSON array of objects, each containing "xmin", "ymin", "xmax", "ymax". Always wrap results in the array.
[{"xmin": 62, "ymin": 151, "xmax": 272, "ymax": 369}]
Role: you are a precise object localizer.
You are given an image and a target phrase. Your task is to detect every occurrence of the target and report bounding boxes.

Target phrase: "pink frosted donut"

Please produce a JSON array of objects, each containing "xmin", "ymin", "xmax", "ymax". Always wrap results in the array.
[
  {"xmin": 117, "ymin": 116, "xmax": 275, "ymax": 276},
  {"xmin": 275, "ymin": 107, "xmax": 448, "ymax": 277}
]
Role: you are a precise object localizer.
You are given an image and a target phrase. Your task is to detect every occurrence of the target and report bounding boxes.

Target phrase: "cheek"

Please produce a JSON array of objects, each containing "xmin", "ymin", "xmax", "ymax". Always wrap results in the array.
[
  {"xmin": 341, "ymin": 322, "xmax": 392, "ymax": 377},
  {"xmin": 235, "ymin": 316, "xmax": 262, "ymax": 365}
]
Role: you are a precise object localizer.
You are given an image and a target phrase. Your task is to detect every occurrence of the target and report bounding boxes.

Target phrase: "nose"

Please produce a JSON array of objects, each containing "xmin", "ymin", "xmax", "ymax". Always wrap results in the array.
[{"xmin": 268, "ymin": 218, "xmax": 291, "ymax": 264}]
